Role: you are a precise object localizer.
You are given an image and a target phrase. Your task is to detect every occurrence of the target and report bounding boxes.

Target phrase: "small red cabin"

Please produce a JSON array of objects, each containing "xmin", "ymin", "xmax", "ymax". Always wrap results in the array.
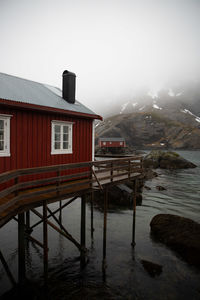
[
  {"xmin": 99, "ymin": 137, "xmax": 126, "ymax": 148},
  {"xmin": 0, "ymin": 71, "xmax": 102, "ymax": 175}
]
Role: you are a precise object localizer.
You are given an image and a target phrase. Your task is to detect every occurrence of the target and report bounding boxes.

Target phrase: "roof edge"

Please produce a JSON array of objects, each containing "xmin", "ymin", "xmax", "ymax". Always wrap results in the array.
[{"xmin": 0, "ymin": 98, "xmax": 103, "ymax": 120}]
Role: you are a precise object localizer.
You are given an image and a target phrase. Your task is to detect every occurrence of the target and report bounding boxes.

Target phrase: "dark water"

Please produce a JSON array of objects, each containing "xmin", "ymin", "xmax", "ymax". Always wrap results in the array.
[{"xmin": 0, "ymin": 151, "xmax": 200, "ymax": 299}]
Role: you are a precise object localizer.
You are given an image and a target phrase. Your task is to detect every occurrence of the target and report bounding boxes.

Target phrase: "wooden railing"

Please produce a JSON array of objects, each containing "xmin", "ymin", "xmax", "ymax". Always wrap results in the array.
[{"xmin": 0, "ymin": 156, "xmax": 143, "ymax": 214}]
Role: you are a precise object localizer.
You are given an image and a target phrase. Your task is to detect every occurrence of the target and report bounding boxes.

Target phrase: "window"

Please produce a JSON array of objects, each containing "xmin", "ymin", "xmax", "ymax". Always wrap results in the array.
[
  {"xmin": 51, "ymin": 121, "xmax": 73, "ymax": 154},
  {"xmin": 0, "ymin": 115, "xmax": 11, "ymax": 157},
  {"xmin": 103, "ymin": 142, "xmax": 106, "ymax": 146},
  {"xmin": 120, "ymin": 142, "xmax": 123, "ymax": 145}
]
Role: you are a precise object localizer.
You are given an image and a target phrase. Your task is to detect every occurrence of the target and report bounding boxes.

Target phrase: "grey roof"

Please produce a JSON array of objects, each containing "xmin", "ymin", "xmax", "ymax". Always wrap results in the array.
[
  {"xmin": 99, "ymin": 137, "xmax": 125, "ymax": 142},
  {"xmin": 0, "ymin": 72, "xmax": 98, "ymax": 117}
]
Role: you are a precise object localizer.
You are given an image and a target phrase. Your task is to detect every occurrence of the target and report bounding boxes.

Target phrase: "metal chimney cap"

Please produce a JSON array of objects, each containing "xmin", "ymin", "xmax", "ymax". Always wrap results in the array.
[{"xmin": 62, "ymin": 70, "xmax": 76, "ymax": 77}]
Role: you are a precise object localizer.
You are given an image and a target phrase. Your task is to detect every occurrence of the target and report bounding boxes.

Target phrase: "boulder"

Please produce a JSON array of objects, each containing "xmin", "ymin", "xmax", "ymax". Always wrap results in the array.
[
  {"xmin": 150, "ymin": 214, "xmax": 200, "ymax": 268},
  {"xmin": 140, "ymin": 259, "xmax": 163, "ymax": 277},
  {"xmin": 143, "ymin": 150, "xmax": 196, "ymax": 169},
  {"xmin": 156, "ymin": 185, "xmax": 166, "ymax": 191}
]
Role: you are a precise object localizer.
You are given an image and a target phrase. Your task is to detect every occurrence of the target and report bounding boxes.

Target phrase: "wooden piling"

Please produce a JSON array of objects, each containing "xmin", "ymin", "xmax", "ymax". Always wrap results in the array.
[
  {"xmin": 43, "ymin": 201, "xmax": 48, "ymax": 282},
  {"xmin": 59, "ymin": 200, "xmax": 62, "ymax": 225},
  {"xmin": 102, "ymin": 187, "xmax": 108, "ymax": 270},
  {"xmin": 80, "ymin": 195, "xmax": 86, "ymax": 266},
  {"xmin": 91, "ymin": 191, "xmax": 94, "ymax": 240},
  {"xmin": 18, "ymin": 212, "xmax": 26, "ymax": 284},
  {"xmin": 131, "ymin": 179, "xmax": 137, "ymax": 247}
]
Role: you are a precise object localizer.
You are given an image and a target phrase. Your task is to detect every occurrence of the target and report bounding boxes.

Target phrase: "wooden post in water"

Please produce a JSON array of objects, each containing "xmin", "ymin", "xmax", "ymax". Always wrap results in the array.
[
  {"xmin": 131, "ymin": 179, "xmax": 137, "ymax": 247},
  {"xmin": 25, "ymin": 210, "xmax": 32, "ymax": 234},
  {"xmin": 59, "ymin": 200, "xmax": 62, "ymax": 226},
  {"xmin": 80, "ymin": 195, "xmax": 86, "ymax": 266},
  {"xmin": 43, "ymin": 201, "xmax": 48, "ymax": 282},
  {"xmin": 102, "ymin": 187, "xmax": 108, "ymax": 270},
  {"xmin": 91, "ymin": 191, "xmax": 94, "ymax": 240},
  {"xmin": 18, "ymin": 212, "xmax": 26, "ymax": 284}
]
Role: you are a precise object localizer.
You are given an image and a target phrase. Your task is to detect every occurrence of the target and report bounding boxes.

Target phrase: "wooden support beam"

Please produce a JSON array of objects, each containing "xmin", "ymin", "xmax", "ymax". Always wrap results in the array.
[
  {"xmin": 59, "ymin": 200, "xmax": 62, "ymax": 226},
  {"xmin": 80, "ymin": 195, "xmax": 86, "ymax": 267},
  {"xmin": 30, "ymin": 197, "xmax": 78, "ymax": 230},
  {"xmin": 92, "ymin": 168, "xmax": 103, "ymax": 191},
  {"xmin": 131, "ymin": 179, "xmax": 137, "ymax": 247},
  {"xmin": 102, "ymin": 187, "xmax": 108, "ymax": 270},
  {"xmin": 0, "ymin": 250, "xmax": 16, "ymax": 287},
  {"xmin": 91, "ymin": 192, "xmax": 94, "ymax": 240},
  {"xmin": 18, "ymin": 212, "xmax": 26, "ymax": 284},
  {"xmin": 31, "ymin": 208, "xmax": 82, "ymax": 251},
  {"xmin": 43, "ymin": 201, "xmax": 48, "ymax": 282},
  {"xmin": 26, "ymin": 235, "xmax": 45, "ymax": 249}
]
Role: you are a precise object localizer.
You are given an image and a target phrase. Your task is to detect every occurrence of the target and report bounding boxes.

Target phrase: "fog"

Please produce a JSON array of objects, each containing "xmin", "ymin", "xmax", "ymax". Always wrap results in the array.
[{"xmin": 0, "ymin": 0, "xmax": 200, "ymax": 115}]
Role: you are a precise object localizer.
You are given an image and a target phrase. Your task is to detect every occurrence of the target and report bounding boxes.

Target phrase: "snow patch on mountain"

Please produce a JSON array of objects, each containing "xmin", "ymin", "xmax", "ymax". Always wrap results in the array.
[
  {"xmin": 181, "ymin": 109, "xmax": 200, "ymax": 123},
  {"xmin": 153, "ymin": 104, "xmax": 162, "ymax": 110},
  {"xmin": 120, "ymin": 102, "xmax": 129, "ymax": 114},
  {"xmin": 139, "ymin": 105, "xmax": 145, "ymax": 111},
  {"xmin": 148, "ymin": 90, "xmax": 158, "ymax": 99}
]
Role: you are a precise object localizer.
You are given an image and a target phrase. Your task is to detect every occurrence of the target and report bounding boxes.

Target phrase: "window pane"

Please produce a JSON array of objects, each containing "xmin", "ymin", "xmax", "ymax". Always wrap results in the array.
[
  {"xmin": 0, "ymin": 120, "xmax": 4, "ymax": 130},
  {"xmin": 54, "ymin": 142, "xmax": 60, "ymax": 149},
  {"xmin": 63, "ymin": 142, "xmax": 68, "ymax": 149},
  {"xmin": 0, "ymin": 131, "xmax": 4, "ymax": 141},
  {"xmin": 55, "ymin": 133, "xmax": 61, "ymax": 141},
  {"xmin": 63, "ymin": 126, "xmax": 68, "ymax": 134},
  {"xmin": 63, "ymin": 133, "xmax": 68, "ymax": 142},
  {"xmin": 54, "ymin": 125, "xmax": 61, "ymax": 133},
  {"xmin": 0, "ymin": 141, "xmax": 4, "ymax": 150}
]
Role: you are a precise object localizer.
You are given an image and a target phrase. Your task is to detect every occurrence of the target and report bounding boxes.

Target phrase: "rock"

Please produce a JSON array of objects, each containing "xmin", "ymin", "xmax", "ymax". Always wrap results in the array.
[
  {"xmin": 143, "ymin": 150, "xmax": 197, "ymax": 169},
  {"xmin": 156, "ymin": 185, "xmax": 166, "ymax": 191},
  {"xmin": 143, "ymin": 168, "xmax": 158, "ymax": 179},
  {"xmin": 150, "ymin": 214, "xmax": 200, "ymax": 268},
  {"xmin": 144, "ymin": 185, "xmax": 151, "ymax": 190},
  {"xmin": 140, "ymin": 259, "xmax": 163, "ymax": 277}
]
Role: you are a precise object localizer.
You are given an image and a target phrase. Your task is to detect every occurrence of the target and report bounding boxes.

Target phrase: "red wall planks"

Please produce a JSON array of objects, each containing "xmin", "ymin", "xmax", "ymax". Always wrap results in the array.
[
  {"xmin": 99, "ymin": 140, "xmax": 125, "ymax": 148},
  {"xmin": 0, "ymin": 106, "xmax": 93, "ymax": 174}
]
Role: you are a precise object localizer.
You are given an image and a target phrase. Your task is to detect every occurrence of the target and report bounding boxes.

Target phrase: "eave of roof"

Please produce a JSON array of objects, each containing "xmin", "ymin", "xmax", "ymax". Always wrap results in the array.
[{"xmin": 0, "ymin": 98, "xmax": 102, "ymax": 120}]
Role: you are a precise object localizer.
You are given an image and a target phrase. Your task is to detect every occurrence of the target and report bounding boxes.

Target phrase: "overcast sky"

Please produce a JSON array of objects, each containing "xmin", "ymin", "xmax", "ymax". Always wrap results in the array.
[{"xmin": 0, "ymin": 0, "xmax": 200, "ymax": 114}]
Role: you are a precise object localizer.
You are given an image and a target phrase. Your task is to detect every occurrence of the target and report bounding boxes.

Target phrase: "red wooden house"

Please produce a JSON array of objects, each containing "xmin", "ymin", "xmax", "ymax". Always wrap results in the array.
[
  {"xmin": 99, "ymin": 137, "xmax": 126, "ymax": 148},
  {"xmin": 0, "ymin": 70, "xmax": 102, "ymax": 175}
]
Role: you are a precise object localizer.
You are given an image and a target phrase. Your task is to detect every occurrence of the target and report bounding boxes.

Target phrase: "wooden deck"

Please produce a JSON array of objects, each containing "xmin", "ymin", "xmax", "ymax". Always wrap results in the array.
[{"xmin": 0, "ymin": 156, "xmax": 143, "ymax": 228}]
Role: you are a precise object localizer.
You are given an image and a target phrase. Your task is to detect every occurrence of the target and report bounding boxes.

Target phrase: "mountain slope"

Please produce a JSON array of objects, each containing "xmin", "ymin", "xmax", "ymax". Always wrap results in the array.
[{"xmin": 96, "ymin": 110, "xmax": 200, "ymax": 150}]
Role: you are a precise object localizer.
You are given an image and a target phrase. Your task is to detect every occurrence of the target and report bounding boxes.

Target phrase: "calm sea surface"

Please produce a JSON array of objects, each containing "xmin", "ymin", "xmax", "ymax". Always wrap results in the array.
[{"xmin": 0, "ymin": 151, "xmax": 200, "ymax": 299}]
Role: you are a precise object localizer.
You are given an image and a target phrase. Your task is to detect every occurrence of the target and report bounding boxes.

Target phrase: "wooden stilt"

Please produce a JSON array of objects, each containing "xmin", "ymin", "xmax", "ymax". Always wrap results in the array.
[
  {"xmin": 91, "ymin": 191, "xmax": 94, "ymax": 240},
  {"xmin": 59, "ymin": 200, "xmax": 62, "ymax": 225},
  {"xmin": 18, "ymin": 212, "xmax": 26, "ymax": 284},
  {"xmin": 102, "ymin": 187, "xmax": 108, "ymax": 270},
  {"xmin": 43, "ymin": 201, "xmax": 48, "ymax": 282},
  {"xmin": 26, "ymin": 211, "xmax": 30, "ymax": 229},
  {"xmin": 31, "ymin": 208, "xmax": 82, "ymax": 251},
  {"xmin": 0, "ymin": 250, "xmax": 16, "ymax": 287},
  {"xmin": 30, "ymin": 197, "xmax": 78, "ymax": 231},
  {"xmin": 131, "ymin": 179, "xmax": 137, "ymax": 247},
  {"xmin": 80, "ymin": 195, "xmax": 86, "ymax": 266}
]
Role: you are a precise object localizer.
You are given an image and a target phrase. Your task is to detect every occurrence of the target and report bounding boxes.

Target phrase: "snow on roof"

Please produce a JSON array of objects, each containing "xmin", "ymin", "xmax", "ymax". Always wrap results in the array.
[{"xmin": 0, "ymin": 72, "xmax": 99, "ymax": 118}]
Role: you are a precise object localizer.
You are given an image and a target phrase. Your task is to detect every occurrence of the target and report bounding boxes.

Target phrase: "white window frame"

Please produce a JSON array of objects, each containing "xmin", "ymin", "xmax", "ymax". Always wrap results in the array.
[
  {"xmin": 0, "ymin": 114, "xmax": 11, "ymax": 157},
  {"xmin": 51, "ymin": 120, "xmax": 73, "ymax": 155}
]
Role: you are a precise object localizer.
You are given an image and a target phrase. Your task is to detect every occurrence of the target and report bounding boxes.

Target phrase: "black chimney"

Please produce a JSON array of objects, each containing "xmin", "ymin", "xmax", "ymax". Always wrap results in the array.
[{"xmin": 62, "ymin": 70, "xmax": 76, "ymax": 104}]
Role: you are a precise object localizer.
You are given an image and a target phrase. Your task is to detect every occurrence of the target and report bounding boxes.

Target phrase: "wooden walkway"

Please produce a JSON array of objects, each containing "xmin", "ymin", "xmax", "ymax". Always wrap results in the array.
[{"xmin": 0, "ymin": 156, "xmax": 143, "ymax": 228}]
